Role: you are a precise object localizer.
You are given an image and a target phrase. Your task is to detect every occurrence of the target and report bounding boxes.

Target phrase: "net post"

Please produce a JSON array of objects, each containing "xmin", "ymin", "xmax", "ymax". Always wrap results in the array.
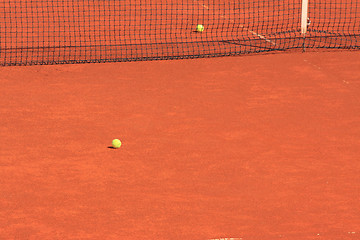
[{"xmin": 301, "ymin": 0, "xmax": 309, "ymax": 52}]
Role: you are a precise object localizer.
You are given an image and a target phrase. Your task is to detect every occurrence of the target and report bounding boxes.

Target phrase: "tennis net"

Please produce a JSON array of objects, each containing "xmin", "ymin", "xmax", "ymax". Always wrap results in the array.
[{"xmin": 0, "ymin": 0, "xmax": 359, "ymax": 66}]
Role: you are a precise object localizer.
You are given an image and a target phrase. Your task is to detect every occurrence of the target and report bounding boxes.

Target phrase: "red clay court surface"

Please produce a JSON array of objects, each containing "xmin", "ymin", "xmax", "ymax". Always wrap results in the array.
[{"xmin": 0, "ymin": 51, "xmax": 360, "ymax": 240}]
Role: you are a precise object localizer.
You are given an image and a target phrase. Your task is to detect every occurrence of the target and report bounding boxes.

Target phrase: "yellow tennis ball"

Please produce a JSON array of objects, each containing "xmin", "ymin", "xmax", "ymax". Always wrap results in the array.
[
  {"xmin": 112, "ymin": 139, "xmax": 122, "ymax": 149},
  {"xmin": 196, "ymin": 24, "xmax": 204, "ymax": 32}
]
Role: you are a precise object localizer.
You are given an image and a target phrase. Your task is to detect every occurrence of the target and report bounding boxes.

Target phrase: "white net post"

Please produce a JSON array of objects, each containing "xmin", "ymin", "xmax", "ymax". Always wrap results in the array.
[{"xmin": 301, "ymin": 0, "xmax": 309, "ymax": 51}]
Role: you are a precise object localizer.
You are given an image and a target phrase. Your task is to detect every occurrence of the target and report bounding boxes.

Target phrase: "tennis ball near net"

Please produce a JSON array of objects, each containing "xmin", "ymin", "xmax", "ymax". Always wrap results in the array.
[
  {"xmin": 196, "ymin": 24, "xmax": 204, "ymax": 32},
  {"xmin": 112, "ymin": 139, "xmax": 122, "ymax": 149}
]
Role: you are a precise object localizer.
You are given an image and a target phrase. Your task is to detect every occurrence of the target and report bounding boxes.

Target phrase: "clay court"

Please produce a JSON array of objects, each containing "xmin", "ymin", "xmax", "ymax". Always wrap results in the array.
[
  {"xmin": 1, "ymin": 50, "xmax": 359, "ymax": 240},
  {"xmin": 1, "ymin": 0, "xmax": 360, "ymax": 239}
]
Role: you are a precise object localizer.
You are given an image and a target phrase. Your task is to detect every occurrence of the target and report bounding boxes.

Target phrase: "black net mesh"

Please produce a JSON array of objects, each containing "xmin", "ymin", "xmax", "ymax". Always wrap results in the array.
[{"xmin": 0, "ymin": 0, "xmax": 359, "ymax": 66}]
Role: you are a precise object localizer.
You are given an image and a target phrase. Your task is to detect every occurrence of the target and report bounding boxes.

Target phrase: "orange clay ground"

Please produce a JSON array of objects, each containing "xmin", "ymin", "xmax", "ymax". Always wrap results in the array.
[{"xmin": 0, "ymin": 51, "xmax": 359, "ymax": 240}]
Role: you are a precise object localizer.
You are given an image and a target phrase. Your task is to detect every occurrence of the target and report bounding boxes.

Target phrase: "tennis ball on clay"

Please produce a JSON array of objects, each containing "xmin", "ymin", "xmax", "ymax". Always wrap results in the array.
[
  {"xmin": 112, "ymin": 139, "xmax": 122, "ymax": 149},
  {"xmin": 196, "ymin": 24, "xmax": 204, "ymax": 32}
]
